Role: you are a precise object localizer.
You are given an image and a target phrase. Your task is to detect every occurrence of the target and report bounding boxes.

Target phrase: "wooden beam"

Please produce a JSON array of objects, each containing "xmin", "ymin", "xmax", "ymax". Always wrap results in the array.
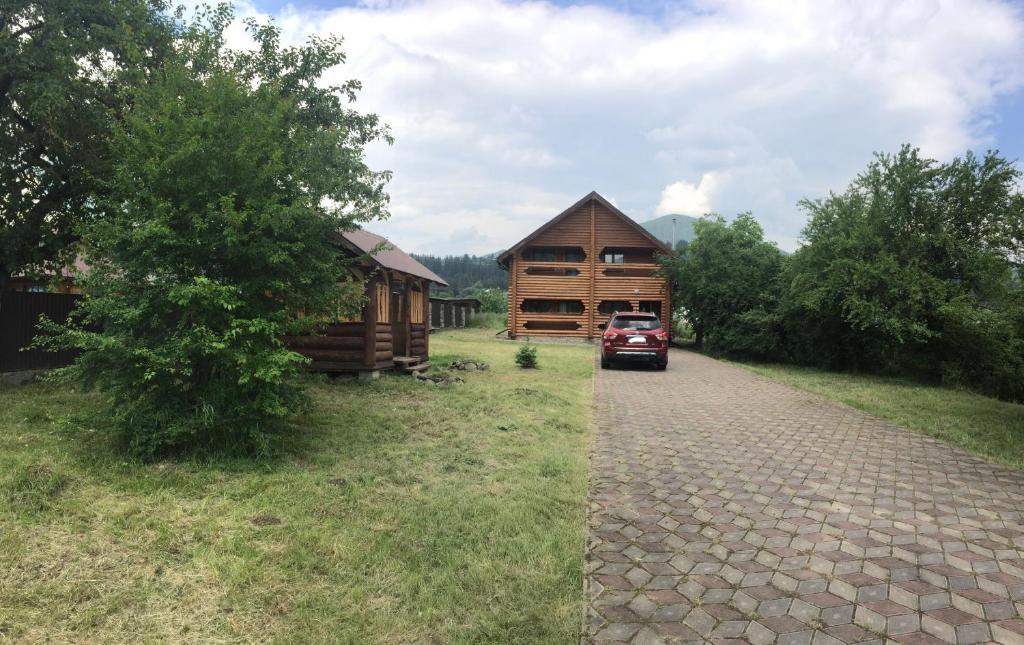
[
  {"xmin": 403, "ymin": 275, "xmax": 413, "ymax": 356},
  {"xmin": 364, "ymin": 276, "xmax": 379, "ymax": 367},
  {"xmin": 588, "ymin": 201, "xmax": 596, "ymax": 339},
  {"xmin": 508, "ymin": 254, "xmax": 518, "ymax": 338},
  {"xmin": 422, "ymin": 279, "xmax": 430, "ymax": 358}
]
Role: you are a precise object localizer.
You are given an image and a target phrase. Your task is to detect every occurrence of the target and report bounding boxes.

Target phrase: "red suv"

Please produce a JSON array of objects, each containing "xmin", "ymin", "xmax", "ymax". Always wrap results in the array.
[{"xmin": 600, "ymin": 312, "xmax": 669, "ymax": 370}]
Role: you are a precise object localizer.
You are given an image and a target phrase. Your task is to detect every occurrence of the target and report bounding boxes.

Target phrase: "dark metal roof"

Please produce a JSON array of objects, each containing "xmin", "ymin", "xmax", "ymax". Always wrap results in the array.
[
  {"xmin": 496, "ymin": 191, "xmax": 670, "ymax": 267},
  {"xmin": 340, "ymin": 229, "xmax": 449, "ymax": 286}
]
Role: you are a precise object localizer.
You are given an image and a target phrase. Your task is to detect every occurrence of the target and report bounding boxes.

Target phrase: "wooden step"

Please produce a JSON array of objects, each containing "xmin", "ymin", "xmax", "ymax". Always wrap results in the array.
[
  {"xmin": 392, "ymin": 355, "xmax": 421, "ymax": 366},
  {"xmin": 402, "ymin": 361, "xmax": 430, "ymax": 373}
]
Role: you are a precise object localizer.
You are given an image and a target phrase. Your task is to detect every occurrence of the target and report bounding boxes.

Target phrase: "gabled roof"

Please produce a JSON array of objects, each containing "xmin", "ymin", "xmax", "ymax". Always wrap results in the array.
[
  {"xmin": 339, "ymin": 229, "xmax": 449, "ymax": 286},
  {"xmin": 496, "ymin": 191, "xmax": 670, "ymax": 267}
]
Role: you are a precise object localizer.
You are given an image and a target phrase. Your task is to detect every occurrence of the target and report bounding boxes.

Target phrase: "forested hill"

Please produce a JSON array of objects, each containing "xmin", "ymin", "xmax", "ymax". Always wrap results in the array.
[
  {"xmin": 412, "ymin": 253, "xmax": 508, "ymax": 296},
  {"xmin": 640, "ymin": 213, "xmax": 701, "ymax": 250}
]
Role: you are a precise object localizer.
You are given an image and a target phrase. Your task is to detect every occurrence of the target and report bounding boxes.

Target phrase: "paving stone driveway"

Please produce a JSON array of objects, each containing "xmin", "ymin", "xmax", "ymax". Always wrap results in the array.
[{"xmin": 585, "ymin": 349, "xmax": 1024, "ymax": 645}]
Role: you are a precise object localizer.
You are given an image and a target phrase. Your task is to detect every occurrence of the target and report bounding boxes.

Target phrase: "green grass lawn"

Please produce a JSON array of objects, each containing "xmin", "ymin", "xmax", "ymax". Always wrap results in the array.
[
  {"xmin": 0, "ymin": 329, "xmax": 593, "ymax": 643},
  {"xmin": 733, "ymin": 361, "xmax": 1024, "ymax": 470}
]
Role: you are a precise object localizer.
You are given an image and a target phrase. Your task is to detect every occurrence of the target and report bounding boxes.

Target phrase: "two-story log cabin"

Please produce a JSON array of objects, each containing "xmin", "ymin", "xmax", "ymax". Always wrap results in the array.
[{"xmin": 498, "ymin": 192, "xmax": 670, "ymax": 339}]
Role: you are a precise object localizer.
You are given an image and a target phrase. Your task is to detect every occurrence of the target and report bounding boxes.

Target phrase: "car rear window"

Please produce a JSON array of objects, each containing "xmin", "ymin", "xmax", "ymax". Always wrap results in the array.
[{"xmin": 611, "ymin": 315, "xmax": 661, "ymax": 330}]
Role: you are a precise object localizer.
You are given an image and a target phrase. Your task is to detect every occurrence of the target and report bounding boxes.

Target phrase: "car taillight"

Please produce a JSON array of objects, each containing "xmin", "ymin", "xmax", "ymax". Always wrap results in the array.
[
  {"xmin": 656, "ymin": 332, "xmax": 668, "ymax": 342},
  {"xmin": 603, "ymin": 328, "xmax": 619, "ymax": 339}
]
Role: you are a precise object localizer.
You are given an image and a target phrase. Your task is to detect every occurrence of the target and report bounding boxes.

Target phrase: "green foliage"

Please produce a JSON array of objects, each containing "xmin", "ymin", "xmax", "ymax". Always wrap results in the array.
[
  {"xmin": 470, "ymin": 287, "xmax": 507, "ymax": 313},
  {"xmin": 671, "ymin": 317, "xmax": 695, "ymax": 343},
  {"xmin": 0, "ymin": 0, "xmax": 175, "ymax": 286},
  {"xmin": 782, "ymin": 146, "xmax": 1024, "ymax": 399},
  {"xmin": 465, "ymin": 311, "xmax": 507, "ymax": 330},
  {"xmin": 659, "ymin": 213, "xmax": 784, "ymax": 358},
  {"xmin": 37, "ymin": 6, "xmax": 391, "ymax": 455},
  {"xmin": 514, "ymin": 344, "xmax": 538, "ymax": 369},
  {"xmin": 661, "ymin": 145, "xmax": 1024, "ymax": 402}
]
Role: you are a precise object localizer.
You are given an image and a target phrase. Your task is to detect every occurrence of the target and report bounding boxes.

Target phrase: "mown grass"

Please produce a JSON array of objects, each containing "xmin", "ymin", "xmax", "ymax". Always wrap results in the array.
[
  {"xmin": 734, "ymin": 361, "xmax": 1024, "ymax": 470},
  {"xmin": 0, "ymin": 329, "xmax": 593, "ymax": 643}
]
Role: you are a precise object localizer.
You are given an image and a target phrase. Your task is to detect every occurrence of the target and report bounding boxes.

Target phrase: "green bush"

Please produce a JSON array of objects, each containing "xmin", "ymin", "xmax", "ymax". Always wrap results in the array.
[
  {"xmin": 514, "ymin": 344, "xmax": 538, "ymax": 369},
  {"xmin": 672, "ymin": 318, "xmax": 695, "ymax": 342},
  {"xmin": 659, "ymin": 145, "xmax": 1024, "ymax": 402},
  {"xmin": 781, "ymin": 146, "xmax": 1024, "ymax": 400},
  {"xmin": 36, "ymin": 9, "xmax": 391, "ymax": 455},
  {"xmin": 466, "ymin": 312, "xmax": 507, "ymax": 330},
  {"xmin": 658, "ymin": 213, "xmax": 783, "ymax": 359},
  {"xmin": 472, "ymin": 287, "xmax": 507, "ymax": 314}
]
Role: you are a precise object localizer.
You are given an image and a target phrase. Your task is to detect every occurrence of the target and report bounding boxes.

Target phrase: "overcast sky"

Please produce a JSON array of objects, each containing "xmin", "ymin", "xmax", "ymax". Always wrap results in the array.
[{"xmin": 224, "ymin": 0, "xmax": 1024, "ymax": 254}]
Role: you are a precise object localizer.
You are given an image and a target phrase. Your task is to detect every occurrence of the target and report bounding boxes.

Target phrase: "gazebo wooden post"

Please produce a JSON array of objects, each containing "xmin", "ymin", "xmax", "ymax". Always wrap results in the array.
[{"xmin": 363, "ymin": 275, "xmax": 380, "ymax": 370}]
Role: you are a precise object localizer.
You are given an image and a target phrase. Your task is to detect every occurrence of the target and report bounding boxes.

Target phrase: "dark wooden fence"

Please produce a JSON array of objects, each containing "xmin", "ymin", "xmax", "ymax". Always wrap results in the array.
[
  {"xmin": 431, "ymin": 300, "xmax": 465, "ymax": 328},
  {"xmin": 0, "ymin": 291, "xmax": 81, "ymax": 372},
  {"xmin": 429, "ymin": 298, "xmax": 480, "ymax": 329}
]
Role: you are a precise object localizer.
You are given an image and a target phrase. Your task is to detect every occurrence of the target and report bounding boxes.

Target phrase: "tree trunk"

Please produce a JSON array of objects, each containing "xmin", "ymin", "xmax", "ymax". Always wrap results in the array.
[{"xmin": 694, "ymin": 324, "xmax": 705, "ymax": 349}]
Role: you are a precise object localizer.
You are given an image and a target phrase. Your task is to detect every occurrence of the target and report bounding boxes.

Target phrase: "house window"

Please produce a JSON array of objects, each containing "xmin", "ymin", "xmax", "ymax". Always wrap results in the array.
[
  {"xmin": 600, "ymin": 247, "xmax": 656, "ymax": 263},
  {"xmin": 603, "ymin": 267, "xmax": 655, "ymax": 277},
  {"xmin": 598, "ymin": 300, "xmax": 631, "ymax": 315},
  {"xmin": 525, "ymin": 248, "xmax": 556, "ymax": 261},
  {"xmin": 520, "ymin": 299, "xmax": 584, "ymax": 314},
  {"xmin": 639, "ymin": 301, "xmax": 662, "ymax": 318},
  {"xmin": 522, "ymin": 246, "xmax": 585, "ymax": 262},
  {"xmin": 525, "ymin": 267, "xmax": 580, "ymax": 276}
]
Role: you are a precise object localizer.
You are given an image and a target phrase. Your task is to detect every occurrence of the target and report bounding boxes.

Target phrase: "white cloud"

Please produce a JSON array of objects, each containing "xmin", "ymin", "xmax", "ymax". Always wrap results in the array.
[
  {"xmin": 656, "ymin": 173, "xmax": 719, "ymax": 216},
  {"xmin": 222, "ymin": 0, "xmax": 1023, "ymax": 254}
]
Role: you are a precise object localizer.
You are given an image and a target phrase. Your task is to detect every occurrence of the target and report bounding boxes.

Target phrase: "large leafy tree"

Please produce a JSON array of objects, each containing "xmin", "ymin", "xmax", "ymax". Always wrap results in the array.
[
  {"xmin": 41, "ymin": 6, "xmax": 391, "ymax": 454},
  {"xmin": 0, "ymin": 0, "xmax": 174, "ymax": 288},
  {"xmin": 783, "ymin": 145, "xmax": 1024, "ymax": 398},
  {"xmin": 659, "ymin": 213, "xmax": 784, "ymax": 357}
]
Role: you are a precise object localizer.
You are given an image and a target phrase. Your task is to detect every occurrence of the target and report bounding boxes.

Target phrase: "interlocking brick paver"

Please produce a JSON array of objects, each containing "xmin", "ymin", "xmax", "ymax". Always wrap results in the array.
[{"xmin": 584, "ymin": 350, "xmax": 1024, "ymax": 643}]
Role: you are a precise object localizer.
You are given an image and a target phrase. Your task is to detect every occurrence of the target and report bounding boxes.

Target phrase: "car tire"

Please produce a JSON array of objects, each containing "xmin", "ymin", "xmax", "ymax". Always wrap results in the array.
[
  {"xmin": 656, "ymin": 363, "xmax": 668, "ymax": 371},
  {"xmin": 600, "ymin": 358, "xmax": 610, "ymax": 369}
]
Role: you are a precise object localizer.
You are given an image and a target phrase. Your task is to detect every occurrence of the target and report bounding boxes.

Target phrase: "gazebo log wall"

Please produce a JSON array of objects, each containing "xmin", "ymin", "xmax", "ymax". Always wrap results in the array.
[{"xmin": 285, "ymin": 271, "xmax": 431, "ymax": 373}]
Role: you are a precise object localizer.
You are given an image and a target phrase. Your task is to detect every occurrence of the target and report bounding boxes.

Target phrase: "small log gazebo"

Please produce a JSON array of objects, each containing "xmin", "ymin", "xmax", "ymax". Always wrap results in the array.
[{"xmin": 285, "ymin": 229, "xmax": 448, "ymax": 378}]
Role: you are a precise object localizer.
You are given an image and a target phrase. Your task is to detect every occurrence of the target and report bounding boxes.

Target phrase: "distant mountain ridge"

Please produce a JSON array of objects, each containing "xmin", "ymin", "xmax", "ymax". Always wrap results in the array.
[{"xmin": 640, "ymin": 213, "xmax": 701, "ymax": 249}]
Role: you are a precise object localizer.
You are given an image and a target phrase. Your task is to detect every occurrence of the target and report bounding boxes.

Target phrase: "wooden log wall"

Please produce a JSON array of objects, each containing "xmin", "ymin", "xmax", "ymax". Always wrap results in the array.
[
  {"xmin": 284, "ymin": 274, "xmax": 399, "ymax": 372},
  {"xmin": 410, "ymin": 323, "xmax": 427, "ymax": 357},
  {"xmin": 373, "ymin": 322, "xmax": 394, "ymax": 365},
  {"xmin": 507, "ymin": 197, "xmax": 670, "ymax": 338},
  {"xmin": 283, "ymin": 273, "xmax": 438, "ymax": 371},
  {"xmin": 284, "ymin": 322, "xmax": 371, "ymax": 367}
]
